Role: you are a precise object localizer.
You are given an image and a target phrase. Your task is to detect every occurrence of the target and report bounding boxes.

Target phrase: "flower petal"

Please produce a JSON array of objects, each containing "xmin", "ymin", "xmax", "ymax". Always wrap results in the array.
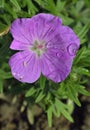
[
  {"xmin": 41, "ymin": 50, "xmax": 73, "ymax": 82},
  {"xmin": 31, "ymin": 13, "xmax": 62, "ymax": 40},
  {"xmin": 10, "ymin": 40, "xmax": 29, "ymax": 50},
  {"xmin": 46, "ymin": 25, "xmax": 80, "ymax": 58},
  {"xmin": 9, "ymin": 51, "xmax": 41, "ymax": 83},
  {"xmin": 10, "ymin": 14, "xmax": 62, "ymax": 50},
  {"xmin": 60, "ymin": 26, "xmax": 80, "ymax": 46},
  {"xmin": 10, "ymin": 18, "xmax": 34, "ymax": 44}
]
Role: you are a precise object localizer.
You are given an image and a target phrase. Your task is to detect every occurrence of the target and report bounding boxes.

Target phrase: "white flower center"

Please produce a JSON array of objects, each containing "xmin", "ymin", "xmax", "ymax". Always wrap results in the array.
[{"xmin": 31, "ymin": 40, "xmax": 46, "ymax": 57}]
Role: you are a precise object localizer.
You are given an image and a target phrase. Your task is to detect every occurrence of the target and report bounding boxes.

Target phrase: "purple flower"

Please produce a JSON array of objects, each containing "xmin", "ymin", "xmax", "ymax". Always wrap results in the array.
[{"xmin": 9, "ymin": 13, "xmax": 80, "ymax": 83}]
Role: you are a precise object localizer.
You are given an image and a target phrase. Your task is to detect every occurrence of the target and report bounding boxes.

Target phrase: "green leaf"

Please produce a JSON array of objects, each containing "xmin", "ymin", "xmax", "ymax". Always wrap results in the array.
[
  {"xmin": 43, "ymin": 0, "xmax": 56, "ymax": 14},
  {"xmin": 47, "ymin": 106, "xmax": 53, "ymax": 127},
  {"xmin": 67, "ymin": 100, "xmax": 74, "ymax": 114},
  {"xmin": 0, "ymin": 70, "xmax": 12, "ymax": 79},
  {"xmin": 54, "ymin": 98, "xmax": 61, "ymax": 117},
  {"xmin": 76, "ymin": 67, "xmax": 90, "ymax": 77},
  {"xmin": 45, "ymin": 92, "xmax": 51, "ymax": 101},
  {"xmin": 80, "ymin": 38, "xmax": 87, "ymax": 45},
  {"xmin": 4, "ymin": 3, "xmax": 17, "ymax": 19},
  {"xmin": 10, "ymin": 0, "xmax": 21, "ymax": 11},
  {"xmin": 57, "ymin": 82, "xmax": 66, "ymax": 97},
  {"xmin": 34, "ymin": 0, "xmax": 42, "ymax": 5},
  {"xmin": 74, "ymin": 47, "xmax": 90, "ymax": 67},
  {"xmin": 0, "ymin": 14, "xmax": 11, "ymax": 25},
  {"xmin": 74, "ymin": 47, "xmax": 86, "ymax": 65},
  {"xmin": 25, "ymin": 87, "xmax": 36, "ymax": 97},
  {"xmin": 61, "ymin": 109, "xmax": 74, "ymax": 122},
  {"xmin": 40, "ymin": 75, "xmax": 46, "ymax": 89},
  {"xmin": 55, "ymin": 98, "xmax": 73, "ymax": 122},
  {"xmin": 67, "ymin": 84, "xmax": 81, "ymax": 106},
  {"xmin": 0, "ymin": 42, "xmax": 10, "ymax": 59},
  {"xmin": 35, "ymin": 91, "xmax": 45, "ymax": 103},
  {"xmin": 56, "ymin": 0, "xmax": 66, "ymax": 12},
  {"xmin": 76, "ymin": 85, "xmax": 90, "ymax": 96},
  {"xmin": 77, "ymin": 22, "xmax": 90, "ymax": 40},
  {"xmin": 17, "ymin": 10, "xmax": 31, "ymax": 17},
  {"xmin": 0, "ymin": 23, "xmax": 10, "ymax": 36},
  {"xmin": 52, "ymin": 104, "xmax": 61, "ymax": 117},
  {"xmin": 84, "ymin": 0, "xmax": 90, "ymax": 8},
  {"xmin": 25, "ymin": 0, "xmax": 38, "ymax": 15},
  {"xmin": 27, "ymin": 107, "xmax": 34, "ymax": 125},
  {"xmin": 0, "ymin": 80, "xmax": 3, "ymax": 93},
  {"xmin": 59, "ymin": 14, "xmax": 74, "ymax": 25},
  {"xmin": 0, "ymin": 0, "xmax": 5, "ymax": 8},
  {"xmin": 76, "ymin": 0, "xmax": 84, "ymax": 12}
]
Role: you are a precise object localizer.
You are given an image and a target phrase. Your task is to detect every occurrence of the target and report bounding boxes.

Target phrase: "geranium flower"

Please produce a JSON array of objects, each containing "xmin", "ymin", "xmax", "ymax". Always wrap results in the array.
[{"xmin": 9, "ymin": 13, "xmax": 80, "ymax": 83}]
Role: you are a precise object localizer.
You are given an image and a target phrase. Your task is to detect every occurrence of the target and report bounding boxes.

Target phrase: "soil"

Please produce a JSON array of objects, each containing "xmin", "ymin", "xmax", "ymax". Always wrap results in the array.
[{"xmin": 0, "ymin": 87, "xmax": 90, "ymax": 130}]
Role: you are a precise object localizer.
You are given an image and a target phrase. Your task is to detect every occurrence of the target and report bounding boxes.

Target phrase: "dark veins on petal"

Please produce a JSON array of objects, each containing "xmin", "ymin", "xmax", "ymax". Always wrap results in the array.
[{"xmin": 41, "ymin": 17, "xmax": 59, "ymax": 39}]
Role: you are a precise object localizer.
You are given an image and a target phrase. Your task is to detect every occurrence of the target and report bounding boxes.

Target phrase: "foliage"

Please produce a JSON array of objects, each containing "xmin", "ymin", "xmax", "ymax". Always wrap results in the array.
[{"xmin": 0, "ymin": 0, "xmax": 90, "ymax": 127}]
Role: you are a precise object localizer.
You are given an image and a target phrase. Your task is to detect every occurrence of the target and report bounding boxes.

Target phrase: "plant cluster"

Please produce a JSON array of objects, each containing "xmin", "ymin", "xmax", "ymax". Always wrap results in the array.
[{"xmin": 0, "ymin": 0, "xmax": 90, "ymax": 126}]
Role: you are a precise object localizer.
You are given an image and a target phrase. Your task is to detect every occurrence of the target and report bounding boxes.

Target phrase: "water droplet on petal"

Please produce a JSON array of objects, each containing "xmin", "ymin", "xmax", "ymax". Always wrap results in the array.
[
  {"xmin": 19, "ymin": 76, "xmax": 23, "ymax": 80},
  {"xmin": 56, "ymin": 52, "xmax": 62, "ymax": 58},
  {"xmin": 67, "ymin": 44, "xmax": 78, "ymax": 56},
  {"xmin": 46, "ymin": 43, "xmax": 52, "ymax": 48},
  {"xmin": 13, "ymin": 72, "xmax": 24, "ymax": 80},
  {"xmin": 13, "ymin": 72, "xmax": 16, "ymax": 76},
  {"xmin": 23, "ymin": 61, "xmax": 27, "ymax": 67}
]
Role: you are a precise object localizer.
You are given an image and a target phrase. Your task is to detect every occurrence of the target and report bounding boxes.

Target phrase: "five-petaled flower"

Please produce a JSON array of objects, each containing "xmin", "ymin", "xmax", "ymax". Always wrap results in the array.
[{"xmin": 9, "ymin": 13, "xmax": 80, "ymax": 83}]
